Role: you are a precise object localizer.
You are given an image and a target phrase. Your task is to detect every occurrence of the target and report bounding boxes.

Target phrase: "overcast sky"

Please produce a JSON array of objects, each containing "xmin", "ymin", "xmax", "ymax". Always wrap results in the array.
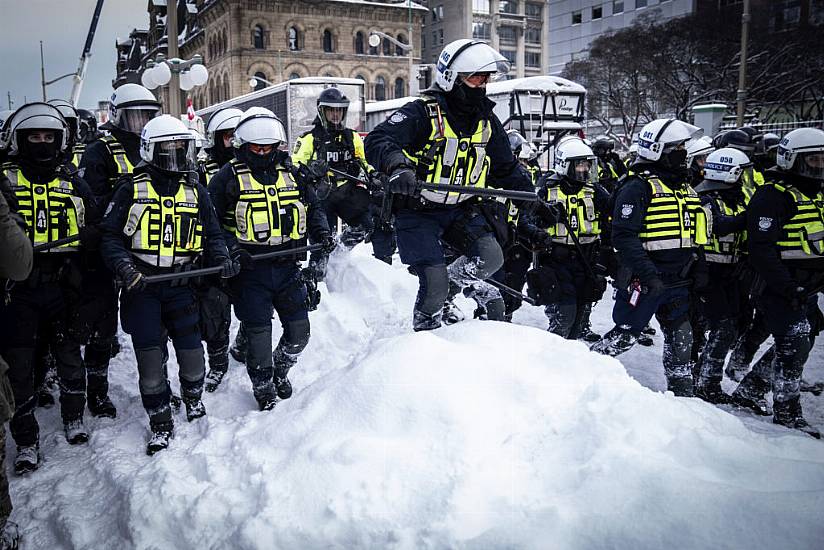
[{"xmin": 0, "ymin": 0, "xmax": 149, "ymax": 111}]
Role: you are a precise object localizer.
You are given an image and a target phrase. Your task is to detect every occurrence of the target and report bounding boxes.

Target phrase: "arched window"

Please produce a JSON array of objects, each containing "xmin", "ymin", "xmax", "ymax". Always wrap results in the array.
[
  {"xmin": 223, "ymin": 75, "xmax": 230, "ymax": 101},
  {"xmin": 396, "ymin": 34, "xmax": 407, "ymax": 56},
  {"xmin": 375, "ymin": 76, "xmax": 386, "ymax": 101},
  {"xmin": 253, "ymin": 71, "xmax": 267, "ymax": 91},
  {"xmin": 288, "ymin": 27, "xmax": 299, "ymax": 51},
  {"xmin": 221, "ymin": 29, "xmax": 227, "ymax": 54},
  {"xmin": 354, "ymin": 31, "xmax": 365, "ymax": 54},
  {"xmin": 322, "ymin": 29, "xmax": 334, "ymax": 53},
  {"xmin": 394, "ymin": 77, "xmax": 405, "ymax": 99},
  {"xmin": 355, "ymin": 73, "xmax": 368, "ymax": 85},
  {"xmin": 382, "ymin": 37, "xmax": 391, "ymax": 56},
  {"xmin": 253, "ymin": 25, "xmax": 265, "ymax": 49},
  {"xmin": 288, "ymin": 72, "xmax": 301, "ymax": 80}
]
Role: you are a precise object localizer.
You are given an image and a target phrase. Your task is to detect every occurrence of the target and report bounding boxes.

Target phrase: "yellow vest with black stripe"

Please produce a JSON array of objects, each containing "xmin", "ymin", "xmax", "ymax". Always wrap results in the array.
[
  {"xmin": 638, "ymin": 175, "xmax": 710, "ymax": 251},
  {"xmin": 122, "ymin": 173, "xmax": 202, "ymax": 268},
  {"xmin": 771, "ymin": 182, "xmax": 824, "ymax": 260},
  {"xmin": 402, "ymin": 96, "xmax": 492, "ymax": 205},
  {"xmin": 224, "ymin": 159, "xmax": 306, "ymax": 246},
  {"xmin": 544, "ymin": 184, "xmax": 600, "ymax": 245},
  {"xmin": 741, "ymin": 168, "xmax": 765, "ymax": 204},
  {"xmin": 705, "ymin": 196, "xmax": 746, "ymax": 264},
  {"xmin": 100, "ymin": 135, "xmax": 134, "ymax": 184},
  {"xmin": 70, "ymin": 143, "xmax": 85, "ymax": 169},
  {"xmin": 203, "ymin": 160, "xmax": 220, "ymax": 185},
  {"xmin": 2, "ymin": 163, "xmax": 85, "ymax": 252}
]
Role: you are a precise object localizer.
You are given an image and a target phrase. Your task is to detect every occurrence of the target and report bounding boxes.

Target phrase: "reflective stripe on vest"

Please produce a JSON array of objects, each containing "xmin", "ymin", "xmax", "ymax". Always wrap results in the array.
[
  {"xmin": 71, "ymin": 143, "xmax": 85, "ymax": 169},
  {"xmin": 203, "ymin": 160, "xmax": 220, "ymax": 185},
  {"xmin": 403, "ymin": 96, "xmax": 492, "ymax": 205},
  {"xmin": 545, "ymin": 185, "xmax": 600, "ymax": 245},
  {"xmin": 771, "ymin": 182, "xmax": 824, "ymax": 260},
  {"xmin": 705, "ymin": 197, "xmax": 746, "ymax": 264},
  {"xmin": 638, "ymin": 176, "xmax": 710, "ymax": 251},
  {"xmin": 122, "ymin": 174, "xmax": 203, "ymax": 268},
  {"xmin": 2, "ymin": 165, "xmax": 85, "ymax": 252},
  {"xmin": 225, "ymin": 160, "xmax": 307, "ymax": 246},
  {"xmin": 101, "ymin": 135, "xmax": 134, "ymax": 179}
]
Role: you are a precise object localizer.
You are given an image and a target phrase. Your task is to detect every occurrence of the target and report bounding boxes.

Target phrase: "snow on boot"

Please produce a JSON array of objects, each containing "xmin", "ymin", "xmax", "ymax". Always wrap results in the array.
[
  {"xmin": 36, "ymin": 387, "xmax": 55, "ymax": 409},
  {"xmin": 274, "ymin": 372, "xmax": 292, "ymax": 400},
  {"xmin": 13, "ymin": 445, "xmax": 40, "ymax": 475},
  {"xmin": 413, "ymin": 309, "xmax": 442, "ymax": 332},
  {"xmin": 590, "ymin": 326, "xmax": 636, "ymax": 356},
  {"xmin": 441, "ymin": 299, "xmax": 465, "ymax": 325},
  {"xmin": 667, "ymin": 375, "xmax": 695, "ymax": 397},
  {"xmin": 64, "ymin": 419, "xmax": 89, "ymax": 445},
  {"xmin": 695, "ymin": 381, "xmax": 733, "ymax": 405},
  {"xmin": 731, "ymin": 378, "xmax": 771, "ymax": 416},
  {"xmin": 0, "ymin": 520, "xmax": 20, "ymax": 550},
  {"xmin": 88, "ymin": 392, "xmax": 117, "ymax": 418},
  {"xmin": 183, "ymin": 398, "xmax": 206, "ymax": 422},
  {"xmin": 642, "ymin": 324, "xmax": 656, "ymax": 336},
  {"xmin": 204, "ymin": 368, "xmax": 226, "ymax": 393},
  {"xmin": 579, "ymin": 325, "xmax": 602, "ymax": 343},
  {"xmin": 230, "ymin": 325, "xmax": 248, "ymax": 363},
  {"xmin": 146, "ymin": 422, "xmax": 174, "ymax": 456},
  {"xmin": 637, "ymin": 333, "xmax": 654, "ymax": 346},
  {"xmin": 773, "ymin": 398, "xmax": 821, "ymax": 439},
  {"xmin": 170, "ymin": 393, "xmax": 182, "ymax": 412},
  {"xmin": 255, "ymin": 387, "xmax": 278, "ymax": 412},
  {"xmin": 724, "ymin": 360, "xmax": 749, "ymax": 383}
]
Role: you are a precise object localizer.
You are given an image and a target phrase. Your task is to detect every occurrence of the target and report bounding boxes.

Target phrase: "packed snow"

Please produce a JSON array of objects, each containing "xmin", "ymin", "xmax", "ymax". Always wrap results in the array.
[{"xmin": 9, "ymin": 245, "xmax": 824, "ymax": 549}]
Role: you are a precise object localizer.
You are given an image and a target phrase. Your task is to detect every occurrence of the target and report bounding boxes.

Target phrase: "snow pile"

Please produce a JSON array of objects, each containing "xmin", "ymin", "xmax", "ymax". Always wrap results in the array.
[{"xmin": 10, "ymin": 247, "xmax": 824, "ymax": 549}]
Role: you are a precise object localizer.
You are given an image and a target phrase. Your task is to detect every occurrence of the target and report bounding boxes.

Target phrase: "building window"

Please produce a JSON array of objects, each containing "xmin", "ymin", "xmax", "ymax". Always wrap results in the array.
[
  {"xmin": 613, "ymin": 1, "xmax": 624, "ymax": 14},
  {"xmin": 288, "ymin": 27, "xmax": 299, "ymax": 51},
  {"xmin": 525, "ymin": 52, "xmax": 541, "ymax": 68},
  {"xmin": 572, "ymin": 10, "xmax": 582, "ymax": 24},
  {"xmin": 438, "ymin": 29, "xmax": 444, "ymax": 45},
  {"xmin": 525, "ymin": 3, "xmax": 542, "ymax": 18},
  {"xmin": 382, "ymin": 37, "xmax": 392, "ymax": 56},
  {"xmin": 432, "ymin": 5, "xmax": 444, "ymax": 21},
  {"xmin": 394, "ymin": 77, "xmax": 405, "ymax": 99},
  {"xmin": 499, "ymin": 0, "xmax": 518, "ymax": 14},
  {"xmin": 322, "ymin": 29, "xmax": 334, "ymax": 53},
  {"xmin": 375, "ymin": 76, "xmax": 386, "ymax": 101},
  {"xmin": 253, "ymin": 71, "xmax": 267, "ymax": 91},
  {"xmin": 473, "ymin": 0, "xmax": 490, "ymax": 14},
  {"xmin": 636, "ymin": 0, "xmax": 647, "ymax": 8},
  {"xmin": 223, "ymin": 77, "xmax": 230, "ymax": 101},
  {"xmin": 289, "ymin": 72, "xmax": 301, "ymax": 80},
  {"xmin": 253, "ymin": 25, "xmax": 265, "ymax": 49},
  {"xmin": 356, "ymin": 73, "xmax": 368, "ymax": 86},
  {"xmin": 499, "ymin": 26, "xmax": 517, "ymax": 44},
  {"xmin": 500, "ymin": 49, "xmax": 516, "ymax": 65},
  {"xmin": 769, "ymin": 0, "xmax": 802, "ymax": 31},
  {"xmin": 355, "ymin": 31, "xmax": 365, "ymax": 54},
  {"xmin": 396, "ymin": 34, "xmax": 407, "ymax": 56},
  {"xmin": 593, "ymin": 6, "xmax": 602, "ymax": 19},
  {"xmin": 525, "ymin": 27, "xmax": 541, "ymax": 44},
  {"xmin": 473, "ymin": 22, "xmax": 491, "ymax": 40}
]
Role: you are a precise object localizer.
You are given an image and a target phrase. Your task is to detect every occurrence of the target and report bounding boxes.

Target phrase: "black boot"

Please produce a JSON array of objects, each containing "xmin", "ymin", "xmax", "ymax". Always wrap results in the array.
[
  {"xmin": 204, "ymin": 368, "xmax": 227, "ymax": 393},
  {"xmin": 273, "ymin": 346, "xmax": 298, "ymax": 400},
  {"xmin": 773, "ymin": 397, "xmax": 820, "ymax": 439},
  {"xmin": 731, "ymin": 373, "xmax": 771, "ymax": 416},
  {"xmin": 229, "ymin": 324, "xmax": 248, "ymax": 363},
  {"xmin": 413, "ymin": 309, "xmax": 442, "ymax": 332},
  {"xmin": 146, "ymin": 421, "xmax": 174, "ymax": 456},
  {"xmin": 695, "ymin": 378, "xmax": 733, "ymax": 405},
  {"xmin": 667, "ymin": 375, "xmax": 695, "ymax": 397},
  {"xmin": 183, "ymin": 397, "xmax": 206, "ymax": 422}
]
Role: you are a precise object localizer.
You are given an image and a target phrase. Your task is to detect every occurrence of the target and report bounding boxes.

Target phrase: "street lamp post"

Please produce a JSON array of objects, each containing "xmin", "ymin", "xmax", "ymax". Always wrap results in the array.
[
  {"xmin": 141, "ymin": 54, "xmax": 209, "ymax": 118},
  {"xmin": 248, "ymin": 75, "xmax": 276, "ymax": 89},
  {"xmin": 369, "ymin": 29, "xmax": 416, "ymax": 97},
  {"xmin": 40, "ymin": 41, "xmax": 76, "ymax": 101}
]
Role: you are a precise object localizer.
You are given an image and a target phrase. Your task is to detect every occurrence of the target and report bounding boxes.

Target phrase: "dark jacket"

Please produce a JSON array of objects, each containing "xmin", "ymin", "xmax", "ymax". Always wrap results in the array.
[{"xmin": 78, "ymin": 126, "xmax": 142, "ymax": 202}]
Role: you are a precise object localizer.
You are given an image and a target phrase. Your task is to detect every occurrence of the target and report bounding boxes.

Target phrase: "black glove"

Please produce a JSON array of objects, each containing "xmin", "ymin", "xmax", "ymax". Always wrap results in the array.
[
  {"xmin": 529, "ymin": 229, "xmax": 554, "ymax": 250},
  {"xmin": 787, "ymin": 285, "xmax": 807, "ymax": 311},
  {"xmin": 301, "ymin": 267, "xmax": 321, "ymax": 311},
  {"xmin": 230, "ymin": 247, "xmax": 255, "ymax": 271},
  {"xmin": 218, "ymin": 256, "xmax": 241, "ymax": 279},
  {"xmin": 645, "ymin": 277, "xmax": 665, "ymax": 298},
  {"xmin": 314, "ymin": 232, "xmax": 336, "ymax": 254},
  {"xmin": 307, "ymin": 160, "xmax": 329, "ymax": 180},
  {"xmin": 387, "ymin": 167, "xmax": 420, "ymax": 197},
  {"xmin": 79, "ymin": 225, "xmax": 102, "ymax": 249},
  {"xmin": 367, "ymin": 170, "xmax": 385, "ymax": 190},
  {"xmin": 116, "ymin": 262, "xmax": 145, "ymax": 292}
]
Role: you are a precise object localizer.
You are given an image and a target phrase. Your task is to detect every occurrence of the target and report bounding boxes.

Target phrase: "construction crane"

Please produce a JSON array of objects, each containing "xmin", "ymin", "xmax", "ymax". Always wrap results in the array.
[{"xmin": 70, "ymin": 0, "xmax": 105, "ymax": 105}]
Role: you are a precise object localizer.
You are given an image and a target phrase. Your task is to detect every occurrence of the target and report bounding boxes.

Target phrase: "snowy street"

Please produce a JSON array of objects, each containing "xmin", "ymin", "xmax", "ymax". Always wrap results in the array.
[{"xmin": 10, "ymin": 245, "xmax": 824, "ymax": 549}]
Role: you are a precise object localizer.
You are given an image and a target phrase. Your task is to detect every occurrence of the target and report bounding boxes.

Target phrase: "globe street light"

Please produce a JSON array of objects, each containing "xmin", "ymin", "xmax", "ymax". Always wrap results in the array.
[
  {"xmin": 141, "ymin": 54, "xmax": 209, "ymax": 117},
  {"xmin": 248, "ymin": 75, "xmax": 276, "ymax": 90},
  {"xmin": 369, "ymin": 29, "xmax": 416, "ymax": 96}
]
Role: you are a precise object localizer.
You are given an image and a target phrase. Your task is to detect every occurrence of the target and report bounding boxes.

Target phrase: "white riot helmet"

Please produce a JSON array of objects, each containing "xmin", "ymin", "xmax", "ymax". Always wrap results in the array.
[
  {"xmin": 553, "ymin": 137, "xmax": 599, "ymax": 185},
  {"xmin": 637, "ymin": 119, "xmax": 703, "ymax": 169},
  {"xmin": 139, "ymin": 115, "xmax": 197, "ymax": 173},
  {"xmin": 435, "ymin": 39, "xmax": 511, "ymax": 92},
  {"xmin": 4, "ymin": 102, "xmax": 70, "ymax": 158},
  {"xmin": 686, "ymin": 136, "xmax": 714, "ymax": 169},
  {"xmin": 776, "ymin": 127, "xmax": 824, "ymax": 181},
  {"xmin": 695, "ymin": 148, "xmax": 753, "ymax": 193},
  {"xmin": 109, "ymin": 83, "xmax": 161, "ymax": 135},
  {"xmin": 48, "ymin": 99, "xmax": 80, "ymax": 144},
  {"xmin": 232, "ymin": 107, "xmax": 287, "ymax": 147},
  {"xmin": 205, "ymin": 107, "xmax": 243, "ymax": 149}
]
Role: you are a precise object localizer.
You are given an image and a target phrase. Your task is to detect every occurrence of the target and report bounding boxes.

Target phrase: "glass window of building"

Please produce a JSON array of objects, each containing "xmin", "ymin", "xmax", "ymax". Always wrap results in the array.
[
  {"xmin": 525, "ymin": 52, "xmax": 541, "ymax": 68},
  {"xmin": 499, "ymin": 0, "xmax": 518, "ymax": 14},
  {"xmin": 253, "ymin": 25, "xmax": 265, "ymax": 49},
  {"xmin": 593, "ymin": 6, "xmax": 602, "ymax": 19},
  {"xmin": 499, "ymin": 26, "xmax": 517, "ymax": 43},
  {"xmin": 355, "ymin": 31, "xmax": 365, "ymax": 54},
  {"xmin": 473, "ymin": 0, "xmax": 490, "ymax": 14},
  {"xmin": 375, "ymin": 76, "xmax": 386, "ymax": 101},
  {"xmin": 525, "ymin": 27, "xmax": 541, "ymax": 44},
  {"xmin": 288, "ymin": 27, "xmax": 299, "ymax": 51},
  {"xmin": 500, "ymin": 49, "xmax": 516, "ymax": 65},
  {"xmin": 525, "ymin": 3, "xmax": 542, "ymax": 18},
  {"xmin": 572, "ymin": 10, "xmax": 582, "ymax": 24},
  {"xmin": 394, "ymin": 77, "xmax": 405, "ymax": 99},
  {"xmin": 473, "ymin": 22, "xmax": 491, "ymax": 40},
  {"xmin": 613, "ymin": 1, "xmax": 624, "ymax": 14}
]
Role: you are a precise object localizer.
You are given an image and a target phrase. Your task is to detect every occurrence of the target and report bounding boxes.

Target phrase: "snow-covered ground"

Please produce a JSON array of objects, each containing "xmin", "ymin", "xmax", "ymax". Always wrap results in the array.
[{"xmin": 9, "ymin": 245, "xmax": 824, "ymax": 549}]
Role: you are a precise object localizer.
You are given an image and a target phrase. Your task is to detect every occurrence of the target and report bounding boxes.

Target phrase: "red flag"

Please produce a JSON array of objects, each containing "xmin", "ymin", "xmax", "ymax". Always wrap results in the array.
[{"xmin": 186, "ymin": 97, "xmax": 195, "ymax": 121}]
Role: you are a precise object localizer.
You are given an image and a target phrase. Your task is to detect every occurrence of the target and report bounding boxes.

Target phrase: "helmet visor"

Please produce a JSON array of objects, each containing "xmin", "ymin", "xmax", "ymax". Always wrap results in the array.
[
  {"xmin": 320, "ymin": 106, "xmax": 348, "ymax": 128},
  {"xmin": 118, "ymin": 108, "xmax": 159, "ymax": 134},
  {"xmin": 459, "ymin": 58, "xmax": 511, "ymax": 84},
  {"xmin": 152, "ymin": 139, "xmax": 197, "ymax": 172},
  {"xmin": 568, "ymin": 156, "xmax": 599, "ymax": 185},
  {"xmin": 797, "ymin": 151, "xmax": 824, "ymax": 180}
]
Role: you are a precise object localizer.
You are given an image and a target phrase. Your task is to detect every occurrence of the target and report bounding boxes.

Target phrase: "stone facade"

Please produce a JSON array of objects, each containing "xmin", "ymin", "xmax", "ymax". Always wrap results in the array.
[{"xmin": 178, "ymin": 0, "xmax": 426, "ymax": 109}]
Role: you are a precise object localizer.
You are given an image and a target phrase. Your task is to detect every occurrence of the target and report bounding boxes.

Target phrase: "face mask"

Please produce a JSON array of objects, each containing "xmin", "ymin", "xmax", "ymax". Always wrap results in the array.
[
  {"xmin": 20, "ymin": 139, "xmax": 60, "ymax": 164},
  {"xmin": 240, "ymin": 145, "xmax": 276, "ymax": 172}
]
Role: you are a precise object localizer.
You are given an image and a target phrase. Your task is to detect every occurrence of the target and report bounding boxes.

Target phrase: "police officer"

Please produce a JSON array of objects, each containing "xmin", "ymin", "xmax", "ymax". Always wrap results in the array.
[
  {"xmin": 79, "ymin": 84, "xmax": 161, "ymax": 417},
  {"xmin": 77, "ymin": 109, "xmax": 101, "ymax": 146},
  {"xmin": 507, "ymin": 130, "xmax": 541, "ymax": 186},
  {"xmin": 591, "ymin": 136, "xmax": 626, "ymax": 193},
  {"xmin": 0, "ymin": 110, "xmax": 12, "ymax": 166},
  {"xmin": 685, "ymin": 136, "xmax": 714, "ymax": 187},
  {"xmin": 525, "ymin": 137, "xmax": 610, "ymax": 338},
  {"xmin": 592, "ymin": 118, "xmax": 711, "ymax": 397},
  {"xmin": 730, "ymin": 128, "xmax": 824, "ymax": 438},
  {"xmin": 0, "ymin": 103, "xmax": 101, "ymax": 472},
  {"xmin": 292, "ymin": 88, "xmax": 376, "ymax": 278},
  {"xmin": 48, "ymin": 99, "xmax": 83, "ymax": 168},
  {"xmin": 100, "ymin": 115, "xmax": 236, "ymax": 454},
  {"xmin": 195, "ymin": 107, "xmax": 244, "ymax": 392},
  {"xmin": 692, "ymin": 148, "xmax": 751, "ymax": 404},
  {"xmin": 209, "ymin": 108, "xmax": 331, "ymax": 411},
  {"xmin": 364, "ymin": 39, "xmax": 534, "ymax": 331}
]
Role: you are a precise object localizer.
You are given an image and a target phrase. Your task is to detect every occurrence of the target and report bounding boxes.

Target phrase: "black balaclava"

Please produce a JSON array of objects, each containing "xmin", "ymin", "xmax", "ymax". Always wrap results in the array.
[
  {"xmin": 237, "ymin": 144, "xmax": 287, "ymax": 175},
  {"xmin": 445, "ymin": 79, "xmax": 487, "ymax": 119},
  {"xmin": 208, "ymin": 129, "xmax": 235, "ymax": 167},
  {"xmin": 17, "ymin": 130, "xmax": 63, "ymax": 183}
]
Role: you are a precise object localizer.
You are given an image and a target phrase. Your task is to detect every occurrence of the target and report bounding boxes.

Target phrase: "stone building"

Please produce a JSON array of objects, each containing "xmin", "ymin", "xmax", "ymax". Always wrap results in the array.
[{"xmin": 172, "ymin": 0, "xmax": 426, "ymax": 109}]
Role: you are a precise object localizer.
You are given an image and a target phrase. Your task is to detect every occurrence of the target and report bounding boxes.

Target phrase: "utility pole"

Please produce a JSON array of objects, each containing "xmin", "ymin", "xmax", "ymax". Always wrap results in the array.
[
  {"xmin": 7, "ymin": 91, "xmax": 13, "ymax": 110},
  {"xmin": 736, "ymin": 0, "xmax": 750, "ymax": 127},
  {"xmin": 40, "ymin": 41, "xmax": 47, "ymax": 101},
  {"xmin": 167, "ymin": 0, "xmax": 181, "ymax": 119},
  {"xmin": 408, "ymin": 0, "xmax": 414, "ymax": 96}
]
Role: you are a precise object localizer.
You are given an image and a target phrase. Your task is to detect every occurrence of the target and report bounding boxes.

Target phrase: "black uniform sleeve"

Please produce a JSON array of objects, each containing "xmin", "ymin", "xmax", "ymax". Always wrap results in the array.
[
  {"xmin": 99, "ymin": 182, "xmax": 135, "ymax": 272},
  {"xmin": 207, "ymin": 163, "xmax": 240, "ymax": 250},
  {"xmin": 486, "ymin": 116, "xmax": 534, "ymax": 194},
  {"xmin": 66, "ymin": 171, "xmax": 102, "ymax": 226},
  {"xmin": 196, "ymin": 183, "xmax": 229, "ymax": 263},
  {"xmin": 78, "ymin": 140, "xmax": 116, "ymax": 200},
  {"xmin": 364, "ymin": 100, "xmax": 430, "ymax": 173},
  {"xmin": 302, "ymin": 178, "xmax": 331, "ymax": 241},
  {"xmin": 747, "ymin": 186, "xmax": 797, "ymax": 297},
  {"xmin": 611, "ymin": 177, "xmax": 658, "ymax": 283}
]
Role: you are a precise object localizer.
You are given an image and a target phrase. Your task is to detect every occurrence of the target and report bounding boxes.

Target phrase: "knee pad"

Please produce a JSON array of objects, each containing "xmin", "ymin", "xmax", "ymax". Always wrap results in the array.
[
  {"xmin": 135, "ymin": 347, "xmax": 168, "ymax": 396},
  {"xmin": 415, "ymin": 264, "xmax": 449, "ymax": 316},
  {"xmin": 471, "ymin": 235, "xmax": 505, "ymax": 279},
  {"xmin": 279, "ymin": 318, "xmax": 311, "ymax": 356}
]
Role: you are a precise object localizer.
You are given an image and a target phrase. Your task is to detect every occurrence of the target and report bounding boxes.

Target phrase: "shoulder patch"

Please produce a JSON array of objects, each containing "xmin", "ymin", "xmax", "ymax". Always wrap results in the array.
[
  {"xmin": 389, "ymin": 112, "xmax": 407, "ymax": 124},
  {"xmin": 758, "ymin": 217, "xmax": 772, "ymax": 231},
  {"xmin": 621, "ymin": 204, "xmax": 634, "ymax": 218}
]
